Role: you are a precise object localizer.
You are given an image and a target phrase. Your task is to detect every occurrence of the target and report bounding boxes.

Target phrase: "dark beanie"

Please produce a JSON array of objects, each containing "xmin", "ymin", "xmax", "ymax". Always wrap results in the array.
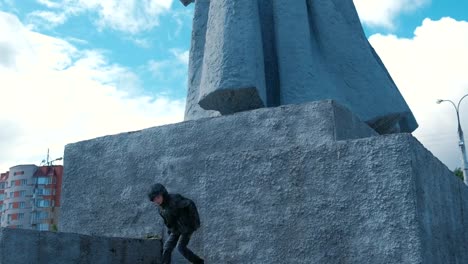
[{"xmin": 148, "ymin": 183, "xmax": 168, "ymax": 201}]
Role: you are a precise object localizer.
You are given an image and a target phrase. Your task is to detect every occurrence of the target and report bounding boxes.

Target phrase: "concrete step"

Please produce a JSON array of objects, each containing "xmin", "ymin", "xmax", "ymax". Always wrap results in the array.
[{"xmin": 0, "ymin": 228, "xmax": 162, "ymax": 264}]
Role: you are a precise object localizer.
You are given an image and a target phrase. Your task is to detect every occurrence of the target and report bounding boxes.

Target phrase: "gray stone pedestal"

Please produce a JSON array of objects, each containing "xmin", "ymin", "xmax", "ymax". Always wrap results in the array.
[{"xmin": 60, "ymin": 100, "xmax": 468, "ymax": 263}]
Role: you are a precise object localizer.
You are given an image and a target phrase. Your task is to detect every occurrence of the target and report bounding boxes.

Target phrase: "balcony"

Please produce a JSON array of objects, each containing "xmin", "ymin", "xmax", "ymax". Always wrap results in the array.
[{"xmin": 31, "ymin": 218, "xmax": 53, "ymax": 225}]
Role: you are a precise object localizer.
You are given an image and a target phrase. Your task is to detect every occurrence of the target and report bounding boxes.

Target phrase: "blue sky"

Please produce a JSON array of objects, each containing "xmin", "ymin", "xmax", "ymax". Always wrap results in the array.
[
  {"xmin": 1, "ymin": 0, "xmax": 468, "ymax": 173},
  {"xmin": 4, "ymin": 0, "xmax": 194, "ymax": 99}
]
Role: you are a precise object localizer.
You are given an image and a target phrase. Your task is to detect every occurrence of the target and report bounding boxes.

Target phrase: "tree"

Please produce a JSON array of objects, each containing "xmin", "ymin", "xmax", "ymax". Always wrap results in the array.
[{"xmin": 454, "ymin": 167, "xmax": 464, "ymax": 181}]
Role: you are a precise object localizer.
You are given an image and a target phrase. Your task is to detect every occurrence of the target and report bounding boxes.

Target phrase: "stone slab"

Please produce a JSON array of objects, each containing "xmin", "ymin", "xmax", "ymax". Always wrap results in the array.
[
  {"xmin": 0, "ymin": 228, "xmax": 161, "ymax": 264},
  {"xmin": 199, "ymin": 134, "xmax": 468, "ymax": 263},
  {"xmin": 59, "ymin": 101, "xmax": 466, "ymax": 263},
  {"xmin": 60, "ymin": 100, "xmax": 376, "ymax": 263},
  {"xmin": 60, "ymin": 100, "xmax": 376, "ymax": 237}
]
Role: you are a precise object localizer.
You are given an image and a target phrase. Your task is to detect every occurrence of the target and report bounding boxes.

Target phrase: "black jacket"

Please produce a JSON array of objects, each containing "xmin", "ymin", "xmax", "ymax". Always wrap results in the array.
[
  {"xmin": 159, "ymin": 193, "xmax": 201, "ymax": 234},
  {"xmin": 148, "ymin": 184, "xmax": 201, "ymax": 234}
]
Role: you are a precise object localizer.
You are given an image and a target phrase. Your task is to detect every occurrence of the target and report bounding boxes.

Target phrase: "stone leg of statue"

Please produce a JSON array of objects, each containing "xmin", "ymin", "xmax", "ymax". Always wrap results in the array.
[{"xmin": 197, "ymin": 0, "xmax": 267, "ymax": 115}]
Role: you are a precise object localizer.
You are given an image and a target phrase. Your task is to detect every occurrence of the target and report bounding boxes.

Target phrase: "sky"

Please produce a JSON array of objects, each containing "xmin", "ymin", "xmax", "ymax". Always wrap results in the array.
[{"xmin": 0, "ymin": 0, "xmax": 467, "ymax": 173}]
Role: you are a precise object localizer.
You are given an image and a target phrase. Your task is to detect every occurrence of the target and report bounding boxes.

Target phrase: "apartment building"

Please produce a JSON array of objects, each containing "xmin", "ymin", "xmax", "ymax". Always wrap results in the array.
[
  {"xmin": 0, "ymin": 164, "xmax": 63, "ymax": 231},
  {"xmin": 0, "ymin": 171, "xmax": 8, "ymax": 223}
]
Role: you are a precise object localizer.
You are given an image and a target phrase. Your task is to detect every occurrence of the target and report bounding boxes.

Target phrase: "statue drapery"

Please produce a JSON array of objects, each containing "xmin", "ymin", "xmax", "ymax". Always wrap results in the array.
[{"xmin": 181, "ymin": 0, "xmax": 418, "ymax": 134}]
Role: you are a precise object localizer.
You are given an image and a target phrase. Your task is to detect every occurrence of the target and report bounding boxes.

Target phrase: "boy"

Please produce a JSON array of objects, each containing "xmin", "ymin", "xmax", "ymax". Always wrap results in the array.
[{"xmin": 148, "ymin": 183, "xmax": 204, "ymax": 264}]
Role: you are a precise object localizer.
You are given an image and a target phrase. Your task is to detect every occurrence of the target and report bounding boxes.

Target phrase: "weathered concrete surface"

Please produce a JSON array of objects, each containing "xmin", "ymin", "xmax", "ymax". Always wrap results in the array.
[
  {"xmin": 60, "ymin": 101, "xmax": 466, "ymax": 263},
  {"xmin": 60, "ymin": 101, "xmax": 376, "ymax": 237},
  {"xmin": 0, "ymin": 228, "xmax": 161, "ymax": 264},
  {"xmin": 183, "ymin": 0, "xmax": 418, "ymax": 134},
  {"xmin": 60, "ymin": 100, "xmax": 375, "ymax": 263},
  {"xmin": 410, "ymin": 140, "xmax": 468, "ymax": 263},
  {"xmin": 199, "ymin": 134, "xmax": 468, "ymax": 263}
]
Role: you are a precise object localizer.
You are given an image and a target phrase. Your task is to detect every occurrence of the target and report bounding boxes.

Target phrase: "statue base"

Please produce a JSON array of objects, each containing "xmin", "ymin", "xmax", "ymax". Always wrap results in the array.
[{"xmin": 60, "ymin": 100, "xmax": 468, "ymax": 263}]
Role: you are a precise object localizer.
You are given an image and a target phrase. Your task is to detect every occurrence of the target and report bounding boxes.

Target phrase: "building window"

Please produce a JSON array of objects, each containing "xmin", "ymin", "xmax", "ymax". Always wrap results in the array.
[
  {"xmin": 7, "ymin": 214, "xmax": 12, "ymax": 222},
  {"xmin": 19, "ymin": 190, "xmax": 26, "ymax": 197},
  {"xmin": 0, "ymin": 193, "xmax": 3, "ymax": 200},
  {"xmin": 33, "ymin": 211, "xmax": 49, "ymax": 220},
  {"xmin": 18, "ymin": 213, "xmax": 24, "ymax": 220},
  {"xmin": 36, "ymin": 199, "xmax": 50, "ymax": 208},
  {"xmin": 20, "ymin": 179, "xmax": 27, "ymax": 185},
  {"xmin": 19, "ymin": 202, "xmax": 26, "ymax": 209},
  {"xmin": 36, "ymin": 177, "xmax": 51, "ymax": 185},
  {"xmin": 36, "ymin": 188, "xmax": 52, "ymax": 195},
  {"xmin": 38, "ymin": 223, "xmax": 49, "ymax": 231},
  {"xmin": 13, "ymin": 171, "xmax": 24, "ymax": 176},
  {"xmin": 0, "ymin": 182, "xmax": 5, "ymax": 189},
  {"xmin": 8, "ymin": 203, "xmax": 13, "ymax": 209}
]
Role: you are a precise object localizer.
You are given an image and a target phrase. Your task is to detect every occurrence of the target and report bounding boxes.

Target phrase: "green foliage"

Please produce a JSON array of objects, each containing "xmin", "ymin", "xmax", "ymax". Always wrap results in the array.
[
  {"xmin": 454, "ymin": 167, "xmax": 464, "ymax": 181},
  {"xmin": 51, "ymin": 224, "xmax": 58, "ymax": 232}
]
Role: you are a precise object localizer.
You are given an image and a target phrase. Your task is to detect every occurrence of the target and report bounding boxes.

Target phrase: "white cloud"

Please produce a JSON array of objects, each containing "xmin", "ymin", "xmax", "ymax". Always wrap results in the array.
[
  {"xmin": 131, "ymin": 38, "xmax": 152, "ymax": 49},
  {"xmin": 369, "ymin": 17, "xmax": 468, "ymax": 170},
  {"xmin": 36, "ymin": 0, "xmax": 62, "ymax": 8},
  {"xmin": 0, "ymin": 0, "xmax": 15, "ymax": 9},
  {"xmin": 27, "ymin": 11, "xmax": 68, "ymax": 28},
  {"xmin": 29, "ymin": 0, "xmax": 174, "ymax": 34},
  {"xmin": 353, "ymin": 0, "xmax": 430, "ymax": 28},
  {"xmin": 148, "ymin": 48, "xmax": 189, "ymax": 83},
  {"xmin": 171, "ymin": 48, "xmax": 189, "ymax": 64},
  {"xmin": 169, "ymin": 8, "xmax": 193, "ymax": 38},
  {"xmin": 0, "ymin": 11, "xmax": 184, "ymax": 172}
]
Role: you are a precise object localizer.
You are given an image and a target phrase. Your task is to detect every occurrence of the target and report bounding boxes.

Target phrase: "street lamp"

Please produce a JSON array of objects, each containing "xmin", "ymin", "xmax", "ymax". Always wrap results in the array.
[
  {"xmin": 437, "ymin": 94, "xmax": 468, "ymax": 186},
  {"xmin": 48, "ymin": 157, "xmax": 63, "ymax": 166}
]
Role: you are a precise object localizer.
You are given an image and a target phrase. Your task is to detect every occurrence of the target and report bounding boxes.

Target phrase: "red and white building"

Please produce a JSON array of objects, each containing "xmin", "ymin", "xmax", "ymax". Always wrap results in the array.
[
  {"xmin": 0, "ymin": 164, "xmax": 63, "ymax": 231},
  {"xmin": 0, "ymin": 171, "xmax": 8, "ymax": 224}
]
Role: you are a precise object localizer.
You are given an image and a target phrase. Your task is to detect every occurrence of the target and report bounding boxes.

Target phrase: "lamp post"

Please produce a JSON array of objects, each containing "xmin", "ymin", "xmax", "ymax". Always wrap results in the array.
[
  {"xmin": 47, "ymin": 157, "xmax": 63, "ymax": 166},
  {"xmin": 437, "ymin": 94, "xmax": 468, "ymax": 186}
]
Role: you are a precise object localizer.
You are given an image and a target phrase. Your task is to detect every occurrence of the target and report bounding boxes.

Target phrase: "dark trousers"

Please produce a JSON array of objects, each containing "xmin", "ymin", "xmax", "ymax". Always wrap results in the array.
[{"xmin": 162, "ymin": 232, "xmax": 203, "ymax": 264}]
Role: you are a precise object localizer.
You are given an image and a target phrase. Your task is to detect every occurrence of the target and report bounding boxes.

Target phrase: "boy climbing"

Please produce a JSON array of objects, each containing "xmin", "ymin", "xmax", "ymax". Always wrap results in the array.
[{"xmin": 148, "ymin": 183, "xmax": 204, "ymax": 264}]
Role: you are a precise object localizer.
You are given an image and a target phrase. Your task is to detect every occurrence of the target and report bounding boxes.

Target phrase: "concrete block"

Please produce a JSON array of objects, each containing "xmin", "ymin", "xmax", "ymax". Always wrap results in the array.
[
  {"xmin": 60, "ymin": 100, "xmax": 375, "ymax": 235},
  {"xmin": 60, "ymin": 100, "xmax": 376, "ymax": 263},
  {"xmin": 0, "ymin": 227, "xmax": 40, "ymax": 263},
  {"xmin": 59, "ymin": 101, "xmax": 466, "ymax": 263},
  {"xmin": 199, "ymin": 134, "xmax": 468, "ymax": 263},
  {"xmin": 0, "ymin": 228, "xmax": 162, "ymax": 264}
]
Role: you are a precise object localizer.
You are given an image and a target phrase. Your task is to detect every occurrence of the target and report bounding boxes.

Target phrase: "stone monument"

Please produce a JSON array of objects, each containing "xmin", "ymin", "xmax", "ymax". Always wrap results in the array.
[
  {"xmin": 184, "ymin": 0, "xmax": 417, "ymax": 135},
  {"xmin": 56, "ymin": 0, "xmax": 468, "ymax": 263}
]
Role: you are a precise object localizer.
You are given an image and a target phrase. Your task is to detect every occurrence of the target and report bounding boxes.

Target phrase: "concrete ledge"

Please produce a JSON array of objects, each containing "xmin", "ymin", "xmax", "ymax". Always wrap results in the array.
[{"xmin": 0, "ymin": 228, "xmax": 161, "ymax": 264}]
